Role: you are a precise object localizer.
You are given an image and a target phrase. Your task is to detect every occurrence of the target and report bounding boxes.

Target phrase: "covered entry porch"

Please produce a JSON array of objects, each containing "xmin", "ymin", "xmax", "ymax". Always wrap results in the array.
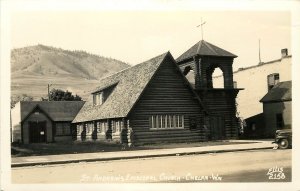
[{"xmin": 21, "ymin": 107, "xmax": 53, "ymax": 144}]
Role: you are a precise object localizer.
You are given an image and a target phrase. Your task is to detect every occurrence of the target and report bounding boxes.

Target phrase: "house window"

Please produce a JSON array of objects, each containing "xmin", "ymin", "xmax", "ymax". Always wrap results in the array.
[
  {"xmin": 112, "ymin": 121, "xmax": 115, "ymax": 133},
  {"xmin": 76, "ymin": 124, "xmax": 83, "ymax": 135},
  {"xmin": 86, "ymin": 123, "xmax": 94, "ymax": 133},
  {"xmin": 93, "ymin": 92, "xmax": 103, "ymax": 106},
  {"xmin": 97, "ymin": 122, "xmax": 106, "ymax": 133},
  {"xmin": 150, "ymin": 115, "xmax": 184, "ymax": 130},
  {"xmin": 85, "ymin": 124, "xmax": 88, "ymax": 133},
  {"xmin": 116, "ymin": 121, "xmax": 120, "ymax": 133},
  {"xmin": 112, "ymin": 120, "xmax": 122, "ymax": 133},
  {"xmin": 103, "ymin": 122, "xmax": 107, "ymax": 133},
  {"xmin": 56, "ymin": 123, "xmax": 71, "ymax": 135},
  {"xmin": 276, "ymin": 113, "xmax": 284, "ymax": 129},
  {"xmin": 85, "ymin": 123, "xmax": 93, "ymax": 133},
  {"xmin": 166, "ymin": 115, "xmax": 170, "ymax": 128},
  {"xmin": 267, "ymin": 73, "xmax": 280, "ymax": 90}
]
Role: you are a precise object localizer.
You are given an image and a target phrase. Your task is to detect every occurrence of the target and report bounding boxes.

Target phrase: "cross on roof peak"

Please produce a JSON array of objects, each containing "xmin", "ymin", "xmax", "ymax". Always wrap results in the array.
[{"xmin": 196, "ymin": 18, "xmax": 206, "ymax": 40}]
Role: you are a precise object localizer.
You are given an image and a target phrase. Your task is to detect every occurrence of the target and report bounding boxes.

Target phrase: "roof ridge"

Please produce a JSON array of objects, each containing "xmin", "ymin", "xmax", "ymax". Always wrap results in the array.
[
  {"xmin": 203, "ymin": 41, "xmax": 219, "ymax": 55},
  {"xmin": 176, "ymin": 40, "xmax": 237, "ymax": 63},
  {"xmin": 99, "ymin": 52, "xmax": 168, "ymax": 80},
  {"xmin": 92, "ymin": 52, "xmax": 169, "ymax": 92},
  {"xmin": 260, "ymin": 80, "xmax": 292, "ymax": 103},
  {"xmin": 196, "ymin": 40, "xmax": 202, "ymax": 54},
  {"xmin": 20, "ymin": 100, "xmax": 85, "ymax": 103},
  {"xmin": 20, "ymin": 101, "xmax": 85, "ymax": 122},
  {"xmin": 73, "ymin": 52, "xmax": 171, "ymax": 122}
]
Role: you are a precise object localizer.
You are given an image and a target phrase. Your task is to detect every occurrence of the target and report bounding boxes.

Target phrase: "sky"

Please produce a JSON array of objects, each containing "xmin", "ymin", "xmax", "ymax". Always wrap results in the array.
[{"xmin": 10, "ymin": 2, "xmax": 291, "ymax": 72}]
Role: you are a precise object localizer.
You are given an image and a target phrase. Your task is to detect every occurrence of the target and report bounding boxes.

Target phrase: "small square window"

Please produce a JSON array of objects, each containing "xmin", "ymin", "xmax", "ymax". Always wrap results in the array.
[
  {"xmin": 93, "ymin": 92, "xmax": 103, "ymax": 105},
  {"xmin": 267, "ymin": 73, "xmax": 280, "ymax": 91}
]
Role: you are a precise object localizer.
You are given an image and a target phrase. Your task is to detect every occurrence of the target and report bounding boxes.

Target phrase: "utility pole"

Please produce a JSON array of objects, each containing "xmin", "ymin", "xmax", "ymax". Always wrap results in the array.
[
  {"xmin": 48, "ymin": 84, "xmax": 52, "ymax": 101},
  {"xmin": 197, "ymin": 18, "xmax": 206, "ymax": 40},
  {"xmin": 93, "ymin": 62, "xmax": 96, "ymax": 79},
  {"xmin": 259, "ymin": 39, "xmax": 262, "ymax": 64}
]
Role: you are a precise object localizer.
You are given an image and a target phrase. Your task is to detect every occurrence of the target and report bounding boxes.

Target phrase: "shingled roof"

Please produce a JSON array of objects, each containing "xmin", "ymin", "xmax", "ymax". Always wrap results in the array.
[
  {"xmin": 72, "ymin": 52, "xmax": 171, "ymax": 123},
  {"xmin": 176, "ymin": 40, "xmax": 237, "ymax": 63},
  {"xmin": 260, "ymin": 81, "xmax": 292, "ymax": 103},
  {"xmin": 19, "ymin": 101, "xmax": 85, "ymax": 122}
]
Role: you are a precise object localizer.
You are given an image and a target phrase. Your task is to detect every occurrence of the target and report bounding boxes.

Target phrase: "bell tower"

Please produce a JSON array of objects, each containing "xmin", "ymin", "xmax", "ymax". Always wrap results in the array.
[
  {"xmin": 178, "ymin": 40, "xmax": 236, "ymax": 89},
  {"xmin": 177, "ymin": 40, "xmax": 242, "ymax": 140}
]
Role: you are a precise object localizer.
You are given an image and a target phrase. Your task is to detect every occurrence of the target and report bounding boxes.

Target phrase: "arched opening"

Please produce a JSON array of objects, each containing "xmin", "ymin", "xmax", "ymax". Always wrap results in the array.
[
  {"xmin": 183, "ymin": 66, "xmax": 195, "ymax": 85},
  {"xmin": 212, "ymin": 68, "xmax": 224, "ymax": 88},
  {"xmin": 207, "ymin": 66, "xmax": 224, "ymax": 88}
]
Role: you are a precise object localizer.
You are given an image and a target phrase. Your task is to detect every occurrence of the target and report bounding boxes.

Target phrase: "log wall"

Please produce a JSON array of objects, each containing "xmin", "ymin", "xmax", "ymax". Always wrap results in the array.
[{"xmin": 128, "ymin": 56, "xmax": 206, "ymax": 144}]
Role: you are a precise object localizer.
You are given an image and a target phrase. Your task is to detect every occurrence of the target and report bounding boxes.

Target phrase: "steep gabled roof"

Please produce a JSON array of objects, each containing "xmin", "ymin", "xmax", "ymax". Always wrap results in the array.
[
  {"xmin": 176, "ymin": 40, "xmax": 237, "ymax": 63},
  {"xmin": 72, "ymin": 52, "xmax": 171, "ymax": 123},
  {"xmin": 260, "ymin": 81, "xmax": 292, "ymax": 103},
  {"xmin": 20, "ymin": 101, "xmax": 85, "ymax": 122}
]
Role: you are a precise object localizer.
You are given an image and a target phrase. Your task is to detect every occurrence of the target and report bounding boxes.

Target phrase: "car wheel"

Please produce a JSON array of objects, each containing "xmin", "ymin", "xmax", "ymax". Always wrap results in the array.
[{"xmin": 278, "ymin": 138, "xmax": 289, "ymax": 149}]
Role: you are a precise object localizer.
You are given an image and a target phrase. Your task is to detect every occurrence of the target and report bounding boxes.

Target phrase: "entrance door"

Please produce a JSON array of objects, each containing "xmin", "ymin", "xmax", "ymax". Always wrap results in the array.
[
  {"xmin": 209, "ymin": 116, "xmax": 225, "ymax": 140},
  {"xmin": 29, "ymin": 121, "xmax": 46, "ymax": 143}
]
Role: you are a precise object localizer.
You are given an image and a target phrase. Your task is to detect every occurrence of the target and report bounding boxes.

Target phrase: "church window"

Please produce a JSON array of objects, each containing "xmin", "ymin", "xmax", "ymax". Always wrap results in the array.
[{"xmin": 150, "ymin": 115, "xmax": 184, "ymax": 130}]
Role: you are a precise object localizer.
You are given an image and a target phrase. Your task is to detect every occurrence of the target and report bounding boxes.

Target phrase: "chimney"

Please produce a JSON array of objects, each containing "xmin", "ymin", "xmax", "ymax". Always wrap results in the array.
[{"xmin": 281, "ymin": 48, "xmax": 288, "ymax": 58}]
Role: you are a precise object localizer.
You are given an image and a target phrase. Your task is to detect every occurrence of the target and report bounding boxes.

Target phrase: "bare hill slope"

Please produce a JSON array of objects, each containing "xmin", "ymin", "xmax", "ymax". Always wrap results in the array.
[{"xmin": 11, "ymin": 45, "xmax": 130, "ymax": 100}]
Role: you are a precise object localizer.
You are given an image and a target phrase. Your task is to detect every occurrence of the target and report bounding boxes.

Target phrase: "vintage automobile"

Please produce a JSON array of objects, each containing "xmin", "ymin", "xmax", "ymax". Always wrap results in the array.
[{"xmin": 273, "ymin": 129, "xmax": 292, "ymax": 149}]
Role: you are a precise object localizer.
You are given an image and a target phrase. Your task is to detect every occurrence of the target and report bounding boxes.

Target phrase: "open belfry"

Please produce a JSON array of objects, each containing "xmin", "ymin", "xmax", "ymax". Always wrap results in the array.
[{"xmin": 176, "ymin": 40, "xmax": 242, "ymax": 140}]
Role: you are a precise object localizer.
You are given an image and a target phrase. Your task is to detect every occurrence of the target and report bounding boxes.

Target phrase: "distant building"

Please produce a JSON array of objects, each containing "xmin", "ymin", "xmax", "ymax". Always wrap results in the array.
[
  {"xmin": 214, "ymin": 48, "xmax": 291, "ymax": 138},
  {"xmin": 260, "ymin": 81, "xmax": 292, "ymax": 137},
  {"xmin": 11, "ymin": 101, "xmax": 85, "ymax": 143}
]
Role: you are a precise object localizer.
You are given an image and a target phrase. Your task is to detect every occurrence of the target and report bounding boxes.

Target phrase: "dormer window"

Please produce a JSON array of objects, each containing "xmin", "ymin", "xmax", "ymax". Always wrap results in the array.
[
  {"xmin": 93, "ymin": 92, "xmax": 103, "ymax": 106},
  {"xmin": 92, "ymin": 83, "xmax": 117, "ymax": 106}
]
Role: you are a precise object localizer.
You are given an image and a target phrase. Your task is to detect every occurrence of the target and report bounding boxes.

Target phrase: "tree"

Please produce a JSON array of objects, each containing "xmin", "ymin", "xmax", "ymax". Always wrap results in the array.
[
  {"xmin": 47, "ymin": 88, "xmax": 82, "ymax": 101},
  {"xmin": 11, "ymin": 94, "xmax": 33, "ymax": 108}
]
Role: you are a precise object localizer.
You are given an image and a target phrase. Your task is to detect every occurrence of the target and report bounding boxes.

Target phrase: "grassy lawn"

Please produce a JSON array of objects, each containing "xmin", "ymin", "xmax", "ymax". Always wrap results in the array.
[{"xmin": 11, "ymin": 140, "xmax": 257, "ymax": 157}]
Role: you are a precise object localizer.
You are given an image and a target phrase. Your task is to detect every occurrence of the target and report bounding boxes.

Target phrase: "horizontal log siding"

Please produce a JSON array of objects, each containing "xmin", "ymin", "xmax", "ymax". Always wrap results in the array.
[
  {"xmin": 128, "ymin": 56, "xmax": 205, "ymax": 144},
  {"xmin": 197, "ymin": 89, "xmax": 239, "ymax": 139}
]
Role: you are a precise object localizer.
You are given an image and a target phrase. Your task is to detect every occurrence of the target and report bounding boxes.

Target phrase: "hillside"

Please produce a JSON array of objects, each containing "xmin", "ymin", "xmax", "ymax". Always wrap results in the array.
[{"xmin": 11, "ymin": 45, "xmax": 130, "ymax": 100}]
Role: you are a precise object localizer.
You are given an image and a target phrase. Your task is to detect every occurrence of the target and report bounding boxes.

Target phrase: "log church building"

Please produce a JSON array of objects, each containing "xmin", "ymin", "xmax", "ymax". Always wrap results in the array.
[{"xmin": 11, "ymin": 40, "xmax": 242, "ymax": 145}]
